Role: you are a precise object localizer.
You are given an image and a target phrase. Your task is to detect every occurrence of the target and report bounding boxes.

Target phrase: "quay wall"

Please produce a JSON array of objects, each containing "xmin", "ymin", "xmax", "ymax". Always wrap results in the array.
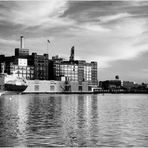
[
  {"xmin": 23, "ymin": 80, "xmax": 91, "ymax": 93},
  {"xmin": 24, "ymin": 80, "xmax": 65, "ymax": 93}
]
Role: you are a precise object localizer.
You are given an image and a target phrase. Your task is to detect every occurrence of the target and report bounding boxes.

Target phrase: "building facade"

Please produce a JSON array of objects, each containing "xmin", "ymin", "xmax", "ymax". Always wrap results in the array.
[
  {"xmin": 0, "ymin": 36, "xmax": 98, "ymax": 85},
  {"xmin": 29, "ymin": 53, "xmax": 49, "ymax": 80},
  {"xmin": 15, "ymin": 48, "xmax": 29, "ymax": 57},
  {"xmin": 0, "ymin": 55, "xmax": 34, "ymax": 80},
  {"xmin": 99, "ymin": 80, "xmax": 121, "ymax": 90},
  {"xmin": 50, "ymin": 55, "xmax": 98, "ymax": 86}
]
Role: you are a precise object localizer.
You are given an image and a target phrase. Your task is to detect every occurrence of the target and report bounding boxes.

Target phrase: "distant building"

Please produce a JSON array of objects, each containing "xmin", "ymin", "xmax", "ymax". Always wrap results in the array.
[
  {"xmin": 91, "ymin": 61, "xmax": 98, "ymax": 85},
  {"xmin": 99, "ymin": 79, "xmax": 121, "ymax": 90},
  {"xmin": 121, "ymin": 81, "xmax": 136, "ymax": 90}
]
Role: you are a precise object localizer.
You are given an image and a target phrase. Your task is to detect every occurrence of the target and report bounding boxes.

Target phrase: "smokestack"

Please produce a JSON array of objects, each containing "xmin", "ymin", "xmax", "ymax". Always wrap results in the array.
[
  {"xmin": 20, "ymin": 36, "xmax": 24, "ymax": 49},
  {"xmin": 69, "ymin": 46, "xmax": 74, "ymax": 62}
]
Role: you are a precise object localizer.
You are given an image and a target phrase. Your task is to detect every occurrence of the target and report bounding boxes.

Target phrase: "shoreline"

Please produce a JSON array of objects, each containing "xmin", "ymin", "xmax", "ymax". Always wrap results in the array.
[{"xmin": 22, "ymin": 91, "xmax": 148, "ymax": 95}]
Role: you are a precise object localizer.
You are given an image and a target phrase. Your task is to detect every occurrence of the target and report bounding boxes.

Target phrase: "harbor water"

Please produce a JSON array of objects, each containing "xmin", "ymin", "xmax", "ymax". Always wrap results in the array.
[{"xmin": 0, "ymin": 94, "xmax": 148, "ymax": 147}]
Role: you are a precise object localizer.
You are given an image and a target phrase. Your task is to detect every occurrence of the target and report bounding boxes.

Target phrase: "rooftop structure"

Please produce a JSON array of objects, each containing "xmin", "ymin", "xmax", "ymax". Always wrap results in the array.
[{"xmin": 15, "ymin": 36, "xmax": 29, "ymax": 57}]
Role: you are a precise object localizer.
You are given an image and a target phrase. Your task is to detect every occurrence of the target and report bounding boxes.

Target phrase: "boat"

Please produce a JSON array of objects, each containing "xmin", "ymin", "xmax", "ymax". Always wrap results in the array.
[{"xmin": 0, "ymin": 73, "xmax": 28, "ymax": 96}]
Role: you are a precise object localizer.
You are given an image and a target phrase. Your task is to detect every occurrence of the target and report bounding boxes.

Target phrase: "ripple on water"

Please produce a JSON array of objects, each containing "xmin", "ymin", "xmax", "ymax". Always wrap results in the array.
[{"xmin": 0, "ymin": 94, "xmax": 148, "ymax": 147}]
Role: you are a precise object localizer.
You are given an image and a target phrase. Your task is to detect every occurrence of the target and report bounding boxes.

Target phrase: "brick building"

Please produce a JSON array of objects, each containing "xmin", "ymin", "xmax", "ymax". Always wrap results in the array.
[{"xmin": 49, "ymin": 46, "xmax": 98, "ymax": 86}]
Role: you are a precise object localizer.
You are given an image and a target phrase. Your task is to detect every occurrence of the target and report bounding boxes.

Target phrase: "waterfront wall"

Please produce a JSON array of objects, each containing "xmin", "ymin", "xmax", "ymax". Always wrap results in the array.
[
  {"xmin": 0, "ymin": 74, "xmax": 5, "ymax": 90},
  {"xmin": 24, "ymin": 80, "xmax": 65, "ymax": 93},
  {"xmin": 23, "ymin": 80, "xmax": 90, "ymax": 93},
  {"xmin": 20, "ymin": 79, "xmax": 148, "ymax": 94},
  {"xmin": 82, "ymin": 82, "xmax": 88, "ymax": 92},
  {"xmin": 69, "ymin": 81, "xmax": 79, "ymax": 92}
]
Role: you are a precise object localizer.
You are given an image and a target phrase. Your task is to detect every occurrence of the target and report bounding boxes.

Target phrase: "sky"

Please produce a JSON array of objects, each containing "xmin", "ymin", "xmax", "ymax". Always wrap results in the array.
[{"xmin": 0, "ymin": 0, "xmax": 148, "ymax": 83}]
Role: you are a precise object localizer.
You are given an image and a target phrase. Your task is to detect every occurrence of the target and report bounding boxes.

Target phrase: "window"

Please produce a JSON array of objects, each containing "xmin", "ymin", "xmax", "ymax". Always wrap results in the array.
[
  {"xmin": 34, "ymin": 85, "xmax": 39, "ymax": 91},
  {"xmin": 88, "ymin": 86, "xmax": 92, "ymax": 91},
  {"xmin": 50, "ymin": 85, "xmax": 55, "ymax": 91},
  {"xmin": 79, "ymin": 86, "xmax": 82, "ymax": 91}
]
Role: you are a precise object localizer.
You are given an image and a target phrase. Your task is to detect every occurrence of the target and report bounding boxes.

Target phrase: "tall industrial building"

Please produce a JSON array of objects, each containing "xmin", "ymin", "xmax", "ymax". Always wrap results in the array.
[
  {"xmin": 0, "ymin": 36, "xmax": 98, "ymax": 86},
  {"xmin": 50, "ymin": 46, "xmax": 98, "ymax": 86},
  {"xmin": 0, "ymin": 36, "xmax": 48, "ymax": 80},
  {"xmin": 29, "ymin": 53, "xmax": 49, "ymax": 80},
  {"xmin": 0, "ymin": 36, "xmax": 34, "ymax": 79}
]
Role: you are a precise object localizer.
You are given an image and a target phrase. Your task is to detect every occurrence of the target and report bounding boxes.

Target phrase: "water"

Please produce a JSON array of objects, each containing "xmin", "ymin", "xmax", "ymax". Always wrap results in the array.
[{"xmin": 0, "ymin": 94, "xmax": 148, "ymax": 147}]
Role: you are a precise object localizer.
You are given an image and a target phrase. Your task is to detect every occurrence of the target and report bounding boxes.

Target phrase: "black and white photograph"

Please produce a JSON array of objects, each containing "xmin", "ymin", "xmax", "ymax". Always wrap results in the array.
[{"xmin": 0, "ymin": 0, "xmax": 148, "ymax": 147}]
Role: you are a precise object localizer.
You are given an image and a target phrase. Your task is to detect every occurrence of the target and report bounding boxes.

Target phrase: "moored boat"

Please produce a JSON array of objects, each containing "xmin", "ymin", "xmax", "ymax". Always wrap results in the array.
[{"xmin": 0, "ymin": 73, "xmax": 28, "ymax": 96}]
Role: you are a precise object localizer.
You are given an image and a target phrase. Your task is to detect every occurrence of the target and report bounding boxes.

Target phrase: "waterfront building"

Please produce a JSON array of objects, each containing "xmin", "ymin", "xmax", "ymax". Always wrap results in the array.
[
  {"xmin": 50, "ymin": 46, "xmax": 98, "ymax": 86},
  {"xmin": 0, "ymin": 36, "xmax": 34, "ymax": 79},
  {"xmin": 0, "ymin": 55, "xmax": 34, "ymax": 80},
  {"xmin": 99, "ymin": 79, "xmax": 121, "ymax": 90},
  {"xmin": 0, "ymin": 52, "xmax": 49, "ymax": 80},
  {"xmin": 0, "ymin": 36, "xmax": 98, "ymax": 86},
  {"xmin": 29, "ymin": 53, "xmax": 49, "ymax": 80},
  {"xmin": 60, "ymin": 62, "xmax": 78, "ymax": 81},
  {"xmin": 0, "ymin": 36, "xmax": 50, "ymax": 80},
  {"xmin": 51, "ymin": 55, "xmax": 64, "ymax": 80}
]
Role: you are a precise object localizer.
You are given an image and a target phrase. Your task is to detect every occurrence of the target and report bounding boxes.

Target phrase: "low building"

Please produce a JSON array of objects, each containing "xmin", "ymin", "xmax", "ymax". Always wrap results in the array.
[
  {"xmin": 121, "ymin": 81, "xmax": 136, "ymax": 90},
  {"xmin": 99, "ymin": 80, "xmax": 121, "ymax": 90}
]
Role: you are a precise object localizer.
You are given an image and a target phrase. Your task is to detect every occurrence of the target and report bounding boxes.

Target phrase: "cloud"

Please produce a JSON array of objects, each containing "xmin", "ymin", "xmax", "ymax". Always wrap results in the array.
[
  {"xmin": 83, "ymin": 23, "xmax": 111, "ymax": 32},
  {"xmin": 0, "ymin": 0, "xmax": 69, "ymax": 28},
  {"xmin": 141, "ymin": 68, "xmax": 148, "ymax": 73},
  {"xmin": 1, "ymin": 1, "xmax": 148, "ymax": 82},
  {"xmin": 98, "ymin": 12, "xmax": 131, "ymax": 23},
  {"xmin": 65, "ymin": 14, "xmax": 148, "ymax": 67},
  {"xmin": 112, "ymin": 18, "xmax": 147, "ymax": 37},
  {"xmin": 0, "ymin": 38, "xmax": 18, "ymax": 44}
]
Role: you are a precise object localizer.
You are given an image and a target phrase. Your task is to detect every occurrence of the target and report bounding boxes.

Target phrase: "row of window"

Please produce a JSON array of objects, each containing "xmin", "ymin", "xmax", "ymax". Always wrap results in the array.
[
  {"xmin": 61, "ymin": 65, "xmax": 78, "ymax": 68},
  {"xmin": 61, "ymin": 69, "xmax": 78, "ymax": 72},
  {"xmin": 10, "ymin": 69, "xmax": 34, "ymax": 74},
  {"xmin": 11, "ymin": 73, "xmax": 34, "ymax": 79},
  {"xmin": 61, "ymin": 72, "xmax": 78, "ymax": 75},
  {"xmin": 65, "ymin": 75, "xmax": 78, "ymax": 78},
  {"xmin": 11, "ymin": 66, "xmax": 34, "ymax": 70}
]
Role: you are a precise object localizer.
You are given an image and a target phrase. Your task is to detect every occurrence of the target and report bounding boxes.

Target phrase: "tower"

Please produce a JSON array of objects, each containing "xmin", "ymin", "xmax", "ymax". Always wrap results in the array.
[
  {"xmin": 20, "ymin": 36, "xmax": 24, "ymax": 49},
  {"xmin": 69, "ymin": 46, "xmax": 75, "ymax": 62}
]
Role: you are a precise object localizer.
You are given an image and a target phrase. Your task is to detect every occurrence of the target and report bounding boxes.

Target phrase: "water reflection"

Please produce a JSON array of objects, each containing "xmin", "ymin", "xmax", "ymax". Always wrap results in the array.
[
  {"xmin": 0, "ymin": 95, "xmax": 30, "ymax": 146},
  {"xmin": 0, "ymin": 94, "xmax": 148, "ymax": 146}
]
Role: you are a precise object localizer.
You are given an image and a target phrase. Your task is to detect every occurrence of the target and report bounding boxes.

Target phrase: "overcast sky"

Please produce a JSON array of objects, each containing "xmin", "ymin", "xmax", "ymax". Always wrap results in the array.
[{"xmin": 0, "ymin": 0, "xmax": 148, "ymax": 83}]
